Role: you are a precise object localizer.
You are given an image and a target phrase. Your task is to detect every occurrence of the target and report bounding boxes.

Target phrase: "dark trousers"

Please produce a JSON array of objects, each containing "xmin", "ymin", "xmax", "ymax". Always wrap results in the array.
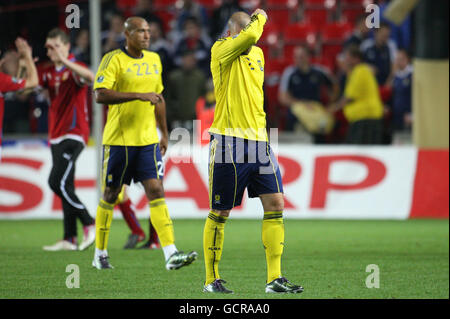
[
  {"xmin": 346, "ymin": 119, "xmax": 383, "ymax": 145},
  {"xmin": 48, "ymin": 139, "xmax": 94, "ymax": 240}
]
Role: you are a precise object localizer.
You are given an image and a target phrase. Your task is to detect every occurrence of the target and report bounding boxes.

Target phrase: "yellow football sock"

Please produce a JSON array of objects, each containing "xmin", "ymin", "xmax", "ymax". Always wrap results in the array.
[
  {"xmin": 262, "ymin": 211, "xmax": 284, "ymax": 283},
  {"xmin": 203, "ymin": 211, "xmax": 228, "ymax": 285},
  {"xmin": 95, "ymin": 199, "xmax": 114, "ymax": 250},
  {"xmin": 149, "ymin": 198, "xmax": 175, "ymax": 247}
]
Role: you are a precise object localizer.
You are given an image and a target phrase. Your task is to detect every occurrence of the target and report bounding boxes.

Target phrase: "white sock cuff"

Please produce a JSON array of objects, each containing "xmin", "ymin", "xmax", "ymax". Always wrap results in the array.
[
  {"xmin": 162, "ymin": 244, "xmax": 178, "ymax": 261},
  {"xmin": 95, "ymin": 248, "xmax": 108, "ymax": 258}
]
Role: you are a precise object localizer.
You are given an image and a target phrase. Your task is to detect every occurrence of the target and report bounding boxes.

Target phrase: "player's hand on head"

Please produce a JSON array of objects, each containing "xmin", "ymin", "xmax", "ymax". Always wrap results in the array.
[
  {"xmin": 46, "ymin": 43, "xmax": 65, "ymax": 61},
  {"xmin": 251, "ymin": 8, "xmax": 268, "ymax": 21}
]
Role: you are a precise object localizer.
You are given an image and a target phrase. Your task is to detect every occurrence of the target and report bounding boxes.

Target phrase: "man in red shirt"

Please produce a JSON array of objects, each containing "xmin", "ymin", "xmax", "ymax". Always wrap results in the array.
[
  {"xmin": 0, "ymin": 38, "xmax": 39, "ymax": 159},
  {"xmin": 36, "ymin": 28, "xmax": 96, "ymax": 251}
]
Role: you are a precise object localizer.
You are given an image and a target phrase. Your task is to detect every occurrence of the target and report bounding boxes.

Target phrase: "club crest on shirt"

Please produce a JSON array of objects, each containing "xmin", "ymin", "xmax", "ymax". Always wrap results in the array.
[
  {"xmin": 257, "ymin": 60, "xmax": 263, "ymax": 71},
  {"xmin": 62, "ymin": 72, "xmax": 69, "ymax": 81}
]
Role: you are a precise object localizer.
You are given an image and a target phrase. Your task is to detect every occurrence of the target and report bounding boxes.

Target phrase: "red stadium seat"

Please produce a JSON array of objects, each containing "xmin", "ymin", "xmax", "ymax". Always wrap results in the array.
[
  {"xmin": 341, "ymin": 0, "xmax": 368, "ymax": 5},
  {"xmin": 321, "ymin": 22, "xmax": 353, "ymax": 41},
  {"xmin": 265, "ymin": 58, "xmax": 290, "ymax": 81},
  {"xmin": 304, "ymin": 0, "xmax": 336, "ymax": 6},
  {"xmin": 320, "ymin": 22, "xmax": 352, "ymax": 70},
  {"xmin": 266, "ymin": 0, "xmax": 299, "ymax": 8},
  {"xmin": 320, "ymin": 44, "xmax": 343, "ymax": 71},
  {"xmin": 283, "ymin": 23, "xmax": 318, "ymax": 61},
  {"xmin": 153, "ymin": 0, "xmax": 176, "ymax": 9},
  {"xmin": 283, "ymin": 23, "xmax": 318, "ymax": 62},
  {"xmin": 341, "ymin": 8, "xmax": 366, "ymax": 24},
  {"xmin": 196, "ymin": 0, "xmax": 221, "ymax": 9},
  {"xmin": 303, "ymin": 9, "xmax": 329, "ymax": 26},
  {"xmin": 302, "ymin": 0, "xmax": 336, "ymax": 26},
  {"xmin": 264, "ymin": 59, "xmax": 290, "ymax": 121},
  {"xmin": 283, "ymin": 23, "xmax": 318, "ymax": 43},
  {"xmin": 156, "ymin": 10, "xmax": 175, "ymax": 34},
  {"xmin": 269, "ymin": 9, "xmax": 295, "ymax": 25},
  {"xmin": 260, "ymin": 23, "xmax": 281, "ymax": 46}
]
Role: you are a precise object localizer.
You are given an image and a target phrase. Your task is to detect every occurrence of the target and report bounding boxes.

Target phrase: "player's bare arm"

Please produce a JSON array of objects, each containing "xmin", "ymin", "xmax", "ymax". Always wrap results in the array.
[
  {"xmin": 46, "ymin": 43, "xmax": 95, "ymax": 84},
  {"xmin": 95, "ymin": 88, "xmax": 162, "ymax": 105},
  {"xmin": 154, "ymin": 94, "xmax": 169, "ymax": 156},
  {"xmin": 15, "ymin": 37, "xmax": 38, "ymax": 89}
]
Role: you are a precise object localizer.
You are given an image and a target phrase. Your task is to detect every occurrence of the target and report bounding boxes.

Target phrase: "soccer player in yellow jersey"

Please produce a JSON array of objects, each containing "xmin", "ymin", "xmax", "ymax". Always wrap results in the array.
[
  {"xmin": 92, "ymin": 17, "xmax": 197, "ymax": 270},
  {"xmin": 203, "ymin": 10, "xmax": 303, "ymax": 293}
]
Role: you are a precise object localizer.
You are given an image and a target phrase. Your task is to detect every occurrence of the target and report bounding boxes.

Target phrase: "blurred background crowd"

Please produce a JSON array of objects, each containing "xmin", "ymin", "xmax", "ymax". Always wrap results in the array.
[{"xmin": 0, "ymin": 0, "xmax": 413, "ymax": 144}]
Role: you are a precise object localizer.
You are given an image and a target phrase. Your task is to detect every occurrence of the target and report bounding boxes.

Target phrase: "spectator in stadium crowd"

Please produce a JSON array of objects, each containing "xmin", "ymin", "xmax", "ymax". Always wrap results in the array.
[
  {"xmin": 360, "ymin": 22, "xmax": 397, "ymax": 86},
  {"xmin": 388, "ymin": 49, "xmax": 413, "ymax": 132},
  {"xmin": 343, "ymin": 14, "xmax": 370, "ymax": 49},
  {"xmin": 148, "ymin": 21, "xmax": 173, "ymax": 85},
  {"xmin": 0, "ymin": 39, "xmax": 39, "ymax": 159},
  {"xmin": 330, "ymin": 45, "xmax": 384, "ymax": 144},
  {"xmin": 278, "ymin": 46, "xmax": 338, "ymax": 143},
  {"xmin": 210, "ymin": 0, "xmax": 246, "ymax": 40},
  {"xmin": 175, "ymin": 0, "xmax": 210, "ymax": 34},
  {"xmin": 1, "ymin": 50, "xmax": 32, "ymax": 134},
  {"xmin": 173, "ymin": 16, "xmax": 212, "ymax": 76},
  {"xmin": 166, "ymin": 49, "xmax": 206, "ymax": 131},
  {"xmin": 133, "ymin": 0, "xmax": 164, "ymax": 27},
  {"xmin": 100, "ymin": 0, "xmax": 124, "ymax": 30},
  {"xmin": 72, "ymin": 29, "xmax": 90, "ymax": 66},
  {"xmin": 101, "ymin": 13, "xmax": 126, "ymax": 53}
]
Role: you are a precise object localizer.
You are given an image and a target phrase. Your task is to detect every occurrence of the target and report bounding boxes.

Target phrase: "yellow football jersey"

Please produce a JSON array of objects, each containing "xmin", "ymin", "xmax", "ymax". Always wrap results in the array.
[
  {"xmin": 209, "ymin": 13, "xmax": 268, "ymax": 141},
  {"xmin": 343, "ymin": 63, "xmax": 383, "ymax": 123},
  {"xmin": 93, "ymin": 48, "xmax": 164, "ymax": 146}
]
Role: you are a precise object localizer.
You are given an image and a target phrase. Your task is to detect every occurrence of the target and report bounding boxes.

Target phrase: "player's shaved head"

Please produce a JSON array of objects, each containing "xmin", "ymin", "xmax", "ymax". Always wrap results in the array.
[
  {"xmin": 124, "ymin": 16, "xmax": 148, "ymax": 33},
  {"xmin": 124, "ymin": 16, "xmax": 151, "ymax": 55},
  {"xmin": 228, "ymin": 11, "xmax": 251, "ymax": 35}
]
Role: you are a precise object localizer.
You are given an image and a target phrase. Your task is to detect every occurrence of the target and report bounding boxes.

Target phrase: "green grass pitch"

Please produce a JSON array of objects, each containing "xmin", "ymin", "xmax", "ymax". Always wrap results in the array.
[{"xmin": 0, "ymin": 219, "xmax": 448, "ymax": 299}]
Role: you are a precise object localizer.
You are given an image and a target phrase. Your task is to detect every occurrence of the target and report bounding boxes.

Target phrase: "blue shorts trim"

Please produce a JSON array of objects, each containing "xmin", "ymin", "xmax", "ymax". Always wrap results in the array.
[
  {"xmin": 102, "ymin": 144, "xmax": 163, "ymax": 188},
  {"xmin": 208, "ymin": 134, "xmax": 283, "ymax": 210}
]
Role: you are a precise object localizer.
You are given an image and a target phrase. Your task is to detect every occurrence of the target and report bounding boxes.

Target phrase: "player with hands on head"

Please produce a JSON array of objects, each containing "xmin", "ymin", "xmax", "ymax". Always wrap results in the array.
[
  {"xmin": 34, "ymin": 28, "xmax": 97, "ymax": 252},
  {"xmin": 203, "ymin": 8, "xmax": 304, "ymax": 294}
]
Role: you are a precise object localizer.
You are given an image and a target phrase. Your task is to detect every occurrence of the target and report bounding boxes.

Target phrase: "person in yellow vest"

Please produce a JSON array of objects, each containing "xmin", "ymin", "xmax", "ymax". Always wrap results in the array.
[{"xmin": 331, "ymin": 45, "xmax": 384, "ymax": 144}]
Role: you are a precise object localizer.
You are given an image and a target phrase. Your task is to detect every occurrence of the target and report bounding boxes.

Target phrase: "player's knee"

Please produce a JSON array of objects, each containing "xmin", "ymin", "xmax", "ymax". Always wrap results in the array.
[
  {"xmin": 212, "ymin": 209, "xmax": 231, "ymax": 217},
  {"xmin": 267, "ymin": 198, "xmax": 284, "ymax": 212},
  {"xmin": 103, "ymin": 187, "xmax": 121, "ymax": 204},
  {"xmin": 48, "ymin": 175, "xmax": 60, "ymax": 195},
  {"xmin": 145, "ymin": 185, "xmax": 165, "ymax": 201}
]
